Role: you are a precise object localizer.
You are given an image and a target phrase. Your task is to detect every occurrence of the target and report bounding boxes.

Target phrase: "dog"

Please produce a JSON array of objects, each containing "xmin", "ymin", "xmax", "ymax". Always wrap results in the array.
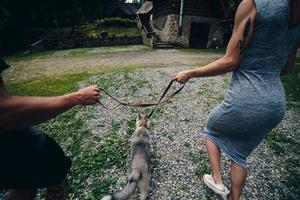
[{"xmin": 101, "ymin": 113, "xmax": 151, "ymax": 200}]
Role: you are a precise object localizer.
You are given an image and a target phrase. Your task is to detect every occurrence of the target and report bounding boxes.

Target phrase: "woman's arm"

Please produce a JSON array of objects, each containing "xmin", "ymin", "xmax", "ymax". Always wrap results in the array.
[
  {"xmin": 0, "ymin": 85, "xmax": 100, "ymax": 132},
  {"xmin": 281, "ymin": 42, "xmax": 299, "ymax": 76},
  {"xmin": 172, "ymin": 0, "xmax": 256, "ymax": 83}
]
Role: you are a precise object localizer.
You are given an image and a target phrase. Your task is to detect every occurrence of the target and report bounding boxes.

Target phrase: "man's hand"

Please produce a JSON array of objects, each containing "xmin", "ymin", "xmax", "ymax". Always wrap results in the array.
[
  {"xmin": 76, "ymin": 86, "xmax": 100, "ymax": 105},
  {"xmin": 0, "ymin": 84, "xmax": 101, "ymax": 131},
  {"xmin": 172, "ymin": 70, "xmax": 191, "ymax": 84}
]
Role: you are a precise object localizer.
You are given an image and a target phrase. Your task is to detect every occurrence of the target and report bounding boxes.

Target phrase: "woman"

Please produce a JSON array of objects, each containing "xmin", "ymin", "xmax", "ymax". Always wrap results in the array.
[{"xmin": 172, "ymin": 0, "xmax": 300, "ymax": 199}]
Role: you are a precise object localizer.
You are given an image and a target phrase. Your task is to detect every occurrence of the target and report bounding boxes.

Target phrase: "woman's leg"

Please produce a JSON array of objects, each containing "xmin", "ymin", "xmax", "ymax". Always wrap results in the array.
[
  {"xmin": 5, "ymin": 188, "xmax": 37, "ymax": 200},
  {"xmin": 206, "ymin": 138, "xmax": 223, "ymax": 184},
  {"xmin": 228, "ymin": 161, "xmax": 247, "ymax": 200}
]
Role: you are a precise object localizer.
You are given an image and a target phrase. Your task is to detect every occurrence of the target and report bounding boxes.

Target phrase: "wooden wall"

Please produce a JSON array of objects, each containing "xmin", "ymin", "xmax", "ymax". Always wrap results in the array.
[
  {"xmin": 153, "ymin": 0, "xmax": 223, "ymax": 19},
  {"xmin": 152, "ymin": 1, "xmax": 172, "ymax": 19}
]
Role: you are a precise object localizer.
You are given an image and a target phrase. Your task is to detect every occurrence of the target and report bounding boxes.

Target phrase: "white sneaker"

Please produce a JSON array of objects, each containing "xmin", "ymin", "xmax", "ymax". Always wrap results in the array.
[{"xmin": 203, "ymin": 174, "xmax": 229, "ymax": 200}]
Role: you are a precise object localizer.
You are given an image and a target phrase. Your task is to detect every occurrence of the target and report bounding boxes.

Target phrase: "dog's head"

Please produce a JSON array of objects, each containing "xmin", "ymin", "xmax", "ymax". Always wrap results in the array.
[{"xmin": 136, "ymin": 112, "xmax": 149, "ymax": 128}]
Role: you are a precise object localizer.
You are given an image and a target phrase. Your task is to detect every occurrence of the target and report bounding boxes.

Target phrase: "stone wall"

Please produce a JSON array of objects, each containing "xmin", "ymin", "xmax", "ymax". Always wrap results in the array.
[
  {"xmin": 152, "ymin": 14, "xmax": 189, "ymax": 47},
  {"xmin": 137, "ymin": 18, "xmax": 154, "ymax": 47},
  {"xmin": 152, "ymin": 14, "xmax": 227, "ymax": 48},
  {"xmin": 152, "ymin": 15, "xmax": 168, "ymax": 31},
  {"xmin": 138, "ymin": 11, "xmax": 230, "ymax": 48}
]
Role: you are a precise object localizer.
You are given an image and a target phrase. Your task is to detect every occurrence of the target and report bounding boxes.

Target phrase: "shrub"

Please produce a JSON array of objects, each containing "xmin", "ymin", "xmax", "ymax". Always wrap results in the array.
[{"xmin": 96, "ymin": 17, "xmax": 136, "ymax": 28}]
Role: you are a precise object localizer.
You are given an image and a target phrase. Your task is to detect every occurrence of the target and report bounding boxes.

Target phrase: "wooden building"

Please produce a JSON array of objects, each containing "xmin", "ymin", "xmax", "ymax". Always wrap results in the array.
[{"xmin": 137, "ymin": 0, "xmax": 241, "ymax": 48}]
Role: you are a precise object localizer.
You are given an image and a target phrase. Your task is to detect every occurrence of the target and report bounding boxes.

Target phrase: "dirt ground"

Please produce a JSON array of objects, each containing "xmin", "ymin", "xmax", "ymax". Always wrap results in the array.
[{"xmin": 3, "ymin": 47, "xmax": 223, "ymax": 82}]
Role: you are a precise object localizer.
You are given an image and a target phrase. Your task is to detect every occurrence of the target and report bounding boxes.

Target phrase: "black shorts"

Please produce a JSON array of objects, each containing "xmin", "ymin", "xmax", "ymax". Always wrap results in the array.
[{"xmin": 0, "ymin": 128, "xmax": 71, "ymax": 189}]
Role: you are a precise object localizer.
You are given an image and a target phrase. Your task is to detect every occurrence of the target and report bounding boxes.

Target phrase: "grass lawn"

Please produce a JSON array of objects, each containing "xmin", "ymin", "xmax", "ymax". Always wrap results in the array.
[
  {"xmin": 1, "ymin": 46, "xmax": 299, "ymax": 199},
  {"xmin": 281, "ymin": 58, "xmax": 300, "ymax": 103},
  {"xmin": 4, "ymin": 45, "xmax": 151, "ymax": 63},
  {"xmin": 80, "ymin": 26, "xmax": 140, "ymax": 37},
  {"xmin": 43, "ymin": 25, "xmax": 140, "ymax": 39},
  {"xmin": 179, "ymin": 47, "xmax": 226, "ymax": 54}
]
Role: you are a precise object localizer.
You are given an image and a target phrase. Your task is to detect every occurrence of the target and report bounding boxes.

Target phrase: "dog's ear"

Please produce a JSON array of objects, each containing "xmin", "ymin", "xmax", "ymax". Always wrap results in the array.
[
  {"xmin": 142, "ymin": 113, "xmax": 148, "ymax": 119},
  {"xmin": 138, "ymin": 113, "xmax": 148, "ymax": 121}
]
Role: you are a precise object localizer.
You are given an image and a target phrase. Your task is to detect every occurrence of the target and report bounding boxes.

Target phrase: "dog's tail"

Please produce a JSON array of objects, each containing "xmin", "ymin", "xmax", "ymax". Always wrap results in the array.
[{"xmin": 101, "ymin": 168, "xmax": 140, "ymax": 200}]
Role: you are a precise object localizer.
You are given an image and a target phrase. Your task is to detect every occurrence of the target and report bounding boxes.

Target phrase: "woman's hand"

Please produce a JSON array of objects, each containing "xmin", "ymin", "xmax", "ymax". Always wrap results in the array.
[
  {"xmin": 172, "ymin": 70, "xmax": 192, "ymax": 84},
  {"xmin": 76, "ymin": 85, "xmax": 100, "ymax": 105}
]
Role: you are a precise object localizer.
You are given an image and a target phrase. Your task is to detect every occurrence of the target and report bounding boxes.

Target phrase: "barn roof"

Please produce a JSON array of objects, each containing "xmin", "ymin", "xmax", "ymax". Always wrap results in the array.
[
  {"xmin": 110, "ymin": 3, "xmax": 142, "ymax": 16},
  {"xmin": 118, "ymin": 3, "xmax": 142, "ymax": 15},
  {"xmin": 137, "ymin": 1, "xmax": 153, "ymax": 15}
]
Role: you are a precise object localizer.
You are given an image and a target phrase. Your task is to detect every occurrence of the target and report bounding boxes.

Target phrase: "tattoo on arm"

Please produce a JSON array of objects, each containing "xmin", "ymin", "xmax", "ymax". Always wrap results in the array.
[{"xmin": 236, "ymin": 17, "xmax": 252, "ymax": 56}]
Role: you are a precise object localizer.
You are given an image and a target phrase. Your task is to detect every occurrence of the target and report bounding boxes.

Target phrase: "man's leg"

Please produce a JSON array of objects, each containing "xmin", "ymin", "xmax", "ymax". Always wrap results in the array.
[
  {"xmin": 228, "ymin": 161, "xmax": 247, "ymax": 200},
  {"xmin": 46, "ymin": 178, "xmax": 68, "ymax": 200},
  {"xmin": 206, "ymin": 138, "xmax": 223, "ymax": 184},
  {"xmin": 5, "ymin": 188, "xmax": 37, "ymax": 200},
  {"xmin": 1, "ymin": 128, "xmax": 71, "ymax": 200}
]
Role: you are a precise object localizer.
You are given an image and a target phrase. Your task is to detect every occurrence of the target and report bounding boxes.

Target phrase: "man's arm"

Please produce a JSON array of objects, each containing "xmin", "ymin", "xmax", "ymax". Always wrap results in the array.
[
  {"xmin": 172, "ymin": 0, "xmax": 256, "ymax": 83},
  {"xmin": 0, "ymin": 84, "xmax": 100, "ymax": 132}
]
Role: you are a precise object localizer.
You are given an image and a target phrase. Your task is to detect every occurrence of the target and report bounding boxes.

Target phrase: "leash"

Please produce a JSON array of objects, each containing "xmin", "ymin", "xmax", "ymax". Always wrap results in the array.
[
  {"xmin": 147, "ymin": 80, "xmax": 184, "ymax": 119},
  {"xmin": 97, "ymin": 80, "xmax": 185, "ymax": 119}
]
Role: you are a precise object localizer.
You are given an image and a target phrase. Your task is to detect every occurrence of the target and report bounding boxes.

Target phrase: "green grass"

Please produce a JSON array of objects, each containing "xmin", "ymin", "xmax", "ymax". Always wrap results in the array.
[
  {"xmin": 281, "ymin": 58, "xmax": 300, "ymax": 102},
  {"xmin": 6, "ymin": 73, "xmax": 90, "ymax": 96},
  {"xmin": 266, "ymin": 131, "xmax": 299, "ymax": 156},
  {"xmin": 125, "ymin": 78, "xmax": 150, "ymax": 97},
  {"xmin": 187, "ymin": 149, "xmax": 209, "ymax": 176},
  {"xmin": 67, "ymin": 45, "xmax": 150, "ymax": 58},
  {"xmin": 179, "ymin": 48, "xmax": 226, "ymax": 54},
  {"xmin": 266, "ymin": 130, "xmax": 300, "ymax": 199},
  {"xmin": 81, "ymin": 26, "xmax": 140, "ymax": 37},
  {"xmin": 4, "ymin": 45, "xmax": 151, "ymax": 63},
  {"xmin": 197, "ymin": 82, "xmax": 224, "ymax": 113},
  {"xmin": 43, "ymin": 26, "xmax": 140, "ymax": 39},
  {"xmin": 4, "ymin": 50, "xmax": 57, "ymax": 62}
]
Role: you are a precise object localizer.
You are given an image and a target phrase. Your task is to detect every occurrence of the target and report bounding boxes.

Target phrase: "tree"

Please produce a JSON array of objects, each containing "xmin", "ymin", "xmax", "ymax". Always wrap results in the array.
[{"xmin": 0, "ymin": 0, "xmax": 126, "ymax": 54}]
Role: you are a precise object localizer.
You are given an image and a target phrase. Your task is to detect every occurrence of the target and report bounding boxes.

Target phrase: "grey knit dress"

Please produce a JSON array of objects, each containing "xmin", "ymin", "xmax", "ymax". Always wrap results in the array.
[{"xmin": 204, "ymin": 0, "xmax": 300, "ymax": 169}]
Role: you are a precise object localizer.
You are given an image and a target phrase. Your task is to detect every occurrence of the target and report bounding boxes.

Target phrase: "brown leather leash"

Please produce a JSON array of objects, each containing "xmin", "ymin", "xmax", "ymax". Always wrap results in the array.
[{"xmin": 97, "ymin": 80, "xmax": 185, "ymax": 119}]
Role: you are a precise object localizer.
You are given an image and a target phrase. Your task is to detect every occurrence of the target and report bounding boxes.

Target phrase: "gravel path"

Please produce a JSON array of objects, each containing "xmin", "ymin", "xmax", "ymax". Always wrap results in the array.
[
  {"xmin": 82, "ymin": 67, "xmax": 299, "ymax": 200},
  {"xmin": 1, "ymin": 48, "xmax": 298, "ymax": 199}
]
